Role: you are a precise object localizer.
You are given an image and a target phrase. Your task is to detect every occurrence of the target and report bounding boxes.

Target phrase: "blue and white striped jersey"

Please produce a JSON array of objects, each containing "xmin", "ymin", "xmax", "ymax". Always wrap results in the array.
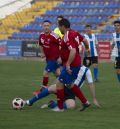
[
  {"xmin": 112, "ymin": 32, "xmax": 120, "ymax": 57},
  {"xmin": 84, "ymin": 33, "xmax": 98, "ymax": 57}
]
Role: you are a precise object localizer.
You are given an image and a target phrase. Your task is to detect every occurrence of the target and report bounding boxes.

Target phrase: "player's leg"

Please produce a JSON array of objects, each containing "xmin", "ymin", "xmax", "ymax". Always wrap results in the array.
[
  {"xmin": 70, "ymin": 84, "xmax": 90, "ymax": 111},
  {"xmin": 32, "ymin": 69, "xmax": 49, "ymax": 95},
  {"xmin": 42, "ymin": 70, "xmax": 49, "ymax": 86},
  {"xmin": 53, "ymin": 79, "xmax": 64, "ymax": 111},
  {"xmin": 115, "ymin": 57, "xmax": 120, "ymax": 82},
  {"xmin": 83, "ymin": 57, "xmax": 91, "ymax": 67},
  {"xmin": 67, "ymin": 66, "xmax": 90, "ymax": 111},
  {"xmin": 74, "ymin": 66, "xmax": 88, "ymax": 88},
  {"xmin": 26, "ymin": 84, "xmax": 57, "ymax": 106},
  {"xmin": 48, "ymin": 99, "xmax": 75, "ymax": 109},
  {"xmin": 33, "ymin": 60, "xmax": 60, "ymax": 95},
  {"xmin": 55, "ymin": 67, "xmax": 61, "ymax": 77},
  {"xmin": 92, "ymin": 56, "xmax": 99, "ymax": 82},
  {"xmin": 52, "ymin": 66, "xmax": 74, "ymax": 111},
  {"xmin": 86, "ymin": 69, "xmax": 100, "ymax": 107},
  {"xmin": 42, "ymin": 61, "xmax": 53, "ymax": 86}
]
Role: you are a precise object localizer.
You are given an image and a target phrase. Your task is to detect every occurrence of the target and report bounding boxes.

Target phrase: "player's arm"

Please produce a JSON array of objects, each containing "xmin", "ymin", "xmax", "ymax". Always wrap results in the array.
[
  {"xmin": 82, "ymin": 38, "xmax": 90, "ymax": 57},
  {"xmin": 66, "ymin": 33, "xmax": 76, "ymax": 74},
  {"xmin": 79, "ymin": 33, "xmax": 90, "ymax": 56},
  {"xmin": 110, "ymin": 39, "xmax": 115, "ymax": 55},
  {"xmin": 66, "ymin": 47, "xmax": 76, "ymax": 74},
  {"xmin": 78, "ymin": 32, "xmax": 89, "ymax": 51},
  {"xmin": 95, "ymin": 35, "xmax": 98, "ymax": 51},
  {"xmin": 39, "ymin": 46, "xmax": 45, "ymax": 58},
  {"xmin": 82, "ymin": 38, "xmax": 89, "ymax": 51},
  {"xmin": 39, "ymin": 35, "xmax": 45, "ymax": 58},
  {"xmin": 67, "ymin": 47, "xmax": 76, "ymax": 65}
]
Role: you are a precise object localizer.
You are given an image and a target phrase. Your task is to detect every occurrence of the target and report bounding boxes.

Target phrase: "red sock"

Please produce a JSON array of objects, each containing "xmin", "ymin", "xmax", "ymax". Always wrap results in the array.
[
  {"xmin": 57, "ymin": 89, "xmax": 64, "ymax": 109},
  {"xmin": 42, "ymin": 76, "xmax": 48, "ymax": 86},
  {"xmin": 71, "ymin": 84, "xmax": 87, "ymax": 104}
]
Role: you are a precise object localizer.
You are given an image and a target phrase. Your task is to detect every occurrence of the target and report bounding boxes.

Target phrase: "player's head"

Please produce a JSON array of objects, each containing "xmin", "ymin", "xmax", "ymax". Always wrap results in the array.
[
  {"xmin": 114, "ymin": 20, "xmax": 120, "ymax": 32},
  {"xmin": 42, "ymin": 20, "xmax": 52, "ymax": 34},
  {"xmin": 57, "ymin": 15, "xmax": 64, "ymax": 26},
  {"xmin": 85, "ymin": 24, "xmax": 92, "ymax": 34},
  {"xmin": 57, "ymin": 15, "xmax": 64, "ymax": 22},
  {"xmin": 58, "ymin": 18, "xmax": 70, "ymax": 34}
]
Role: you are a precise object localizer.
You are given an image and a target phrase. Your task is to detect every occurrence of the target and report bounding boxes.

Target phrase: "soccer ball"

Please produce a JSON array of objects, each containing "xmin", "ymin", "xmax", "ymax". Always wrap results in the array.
[{"xmin": 12, "ymin": 98, "xmax": 24, "ymax": 110}]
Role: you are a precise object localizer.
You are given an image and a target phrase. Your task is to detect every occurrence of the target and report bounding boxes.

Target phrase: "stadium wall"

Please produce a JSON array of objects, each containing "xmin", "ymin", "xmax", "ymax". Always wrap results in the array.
[{"xmin": 0, "ymin": 40, "xmax": 111, "ymax": 61}]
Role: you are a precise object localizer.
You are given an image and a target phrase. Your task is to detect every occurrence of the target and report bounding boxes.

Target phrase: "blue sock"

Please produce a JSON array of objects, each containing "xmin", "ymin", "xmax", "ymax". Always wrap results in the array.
[
  {"xmin": 48, "ymin": 100, "xmax": 57, "ymax": 108},
  {"xmin": 48, "ymin": 100, "xmax": 67, "ymax": 109},
  {"xmin": 93, "ymin": 67, "xmax": 98, "ymax": 80},
  {"xmin": 29, "ymin": 88, "xmax": 49, "ymax": 105},
  {"xmin": 117, "ymin": 74, "xmax": 120, "ymax": 82}
]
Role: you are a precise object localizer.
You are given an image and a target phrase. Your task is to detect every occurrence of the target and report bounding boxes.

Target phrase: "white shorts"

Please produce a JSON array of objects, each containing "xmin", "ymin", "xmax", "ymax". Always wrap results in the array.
[{"xmin": 74, "ymin": 66, "xmax": 93, "ymax": 87}]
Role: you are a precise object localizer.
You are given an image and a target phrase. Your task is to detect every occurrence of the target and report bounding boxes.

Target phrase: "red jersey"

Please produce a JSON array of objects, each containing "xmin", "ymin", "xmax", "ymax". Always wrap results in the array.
[
  {"xmin": 39, "ymin": 31, "xmax": 60, "ymax": 60},
  {"xmin": 60, "ymin": 29, "xmax": 84, "ymax": 67},
  {"xmin": 77, "ymin": 31, "xmax": 84, "ymax": 43}
]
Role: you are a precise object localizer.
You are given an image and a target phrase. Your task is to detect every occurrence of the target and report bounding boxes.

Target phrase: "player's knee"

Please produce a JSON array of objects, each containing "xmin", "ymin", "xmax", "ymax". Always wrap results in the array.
[
  {"xmin": 43, "ymin": 71, "xmax": 49, "ymax": 77},
  {"xmin": 55, "ymin": 69, "xmax": 61, "ymax": 77},
  {"xmin": 116, "ymin": 69, "xmax": 120, "ymax": 73},
  {"xmin": 48, "ymin": 84, "xmax": 57, "ymax": 93},
  {"xmin": 65, "ymin": 99, "xmax": 76, "ymax": 109}
]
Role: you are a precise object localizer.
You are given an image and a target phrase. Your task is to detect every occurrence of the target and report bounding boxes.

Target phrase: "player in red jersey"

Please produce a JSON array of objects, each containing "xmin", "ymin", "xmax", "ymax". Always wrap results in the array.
[
  {"xmin": 52, "ymin": 18, "xmax": 90, "ymax": 112},
  {"xmin": 33, "ymin": 20, "xmax": 61, "ymax": 94}
]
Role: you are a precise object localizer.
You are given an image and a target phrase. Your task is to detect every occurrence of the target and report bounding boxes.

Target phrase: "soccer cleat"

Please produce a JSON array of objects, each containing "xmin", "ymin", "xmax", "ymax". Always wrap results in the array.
[
  {"xmin": 24, "ymin": 100, "xmax": 33, "ymax": 106},
  {"xmin": 40, "ymin": 100, "xmax": 56, "ymax": 109},
  {"xmin": 40, "ymin": 103, "xmax": 48, "ymax": 109},
  {"xmin": 32, "ymin": 90, "xmax": 41, "ymax": 95},
  {"xmin": 94, "ymin": 79, "xmax": 99, "ymax": 83},
  {"xmin": 51, "ymin": 106, "xmax": 64, "ymax": 112},
  {"xmin": 80, "ymin": 102, "xmax": 91, "ymax": 111}
]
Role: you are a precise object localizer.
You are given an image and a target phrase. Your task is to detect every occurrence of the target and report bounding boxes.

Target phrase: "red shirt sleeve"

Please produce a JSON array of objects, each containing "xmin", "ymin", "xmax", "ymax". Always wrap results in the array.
[
  {"xmin": 66, "ymin": 32, "xmax": 76, "ymax": 48},
  {"xmin": 77, "ymin": 32, "xmax": 84, "ymax": 42}
]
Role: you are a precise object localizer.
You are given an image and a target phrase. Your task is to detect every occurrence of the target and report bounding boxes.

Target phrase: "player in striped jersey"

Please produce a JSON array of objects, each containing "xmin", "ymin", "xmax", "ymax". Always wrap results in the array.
[
  {"xmin": 83, "ymin": 24, "xmax": 99, "ymax": 82},
  {"xmin": 111, "ymin": 20, "xmax": 120, "ymax": 82},
  {"xmin": 24, "ymin": 65, "xmax": 100, "ymax": 109}
]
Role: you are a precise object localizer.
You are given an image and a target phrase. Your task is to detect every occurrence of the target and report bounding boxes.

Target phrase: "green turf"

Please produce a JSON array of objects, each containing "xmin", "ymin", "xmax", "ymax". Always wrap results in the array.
[{"xmin": 0, "ymin": 60, "xmax": 120, "ymax": 129}]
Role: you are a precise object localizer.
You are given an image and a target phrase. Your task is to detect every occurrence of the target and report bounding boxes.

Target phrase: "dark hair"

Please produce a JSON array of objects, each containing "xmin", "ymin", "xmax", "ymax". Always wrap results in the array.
[
  {"xmin": 58, "ymin": 18, "xmax": 70, "ymax": 28},
  {"xmin": 85, "ymin": 24, "xmax": 92, "ymax": 28},
  {"xmin": 43, "ymin": 20, "xmax": 51, "ymax": 24},
  {"xmin": 57, "ymin": 15, "xmax": 64, "ymax": 19},
  {"xmin": 114, "ymin": 20, "xmax": 120, "ymax": 25}
]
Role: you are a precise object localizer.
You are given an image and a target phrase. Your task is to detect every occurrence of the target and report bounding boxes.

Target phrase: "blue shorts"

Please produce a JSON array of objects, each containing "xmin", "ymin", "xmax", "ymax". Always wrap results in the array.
[
  {"xmin": 45, "ymin": 60, "xmax": 60, "ymax": 73},
  {"xmin": 58, "ymin": 65, "xmax": 81, "ymax": 85}
]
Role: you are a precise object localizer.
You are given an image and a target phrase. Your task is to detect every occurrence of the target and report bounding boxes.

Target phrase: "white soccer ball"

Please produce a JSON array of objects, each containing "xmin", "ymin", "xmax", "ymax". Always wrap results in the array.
[{"xmin": 12, "ymin": 98, "xmax": 24, "ymax": 109}]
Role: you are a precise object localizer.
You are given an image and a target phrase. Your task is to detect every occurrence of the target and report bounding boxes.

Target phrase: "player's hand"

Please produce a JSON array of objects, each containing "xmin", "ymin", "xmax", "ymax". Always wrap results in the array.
[
  {"xmin": 93, "ymin": 98, "xmax": 101, "ymax": 108},
  {"xmin": 66, "ymin": 63, "xmax": 72, "ymax": 74},
  {"xmin": 57, "ymin": 57, "xmax": 62, "ymax": 64},
  {"xmin": 85, "ymin": 49, "xmax": 90, "ymax": 57},
  {"xmin": 40, "ymin": 53, "xmax": 45, "ymax": 58}
]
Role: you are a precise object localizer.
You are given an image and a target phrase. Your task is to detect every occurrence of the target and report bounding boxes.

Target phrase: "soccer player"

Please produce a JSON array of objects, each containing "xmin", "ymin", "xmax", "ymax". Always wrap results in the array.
[
  {"xmin": 83, "ymin": 24, "xmax": 99, "ymax": 82},
  {"xmin": 54, "ymin": 15, "xmax": 64, "ymax": 38},
  {"xmin": 42, "ymin": 65, "xmax": 100, "ymax": 109},
  {"xmin": 36, "ymin": 20, "xmax": 61, "ymax": 91},
  {"xmin": 25, "ymin": 65, "xmax": 100, "ymax": 109},
  {"xmin": 53, "ymin": 18, "xmax": 90, "ymax": 112},
  {"xmin": 111, "ymin": 20, "xmax": 120, "ymax": 82}
]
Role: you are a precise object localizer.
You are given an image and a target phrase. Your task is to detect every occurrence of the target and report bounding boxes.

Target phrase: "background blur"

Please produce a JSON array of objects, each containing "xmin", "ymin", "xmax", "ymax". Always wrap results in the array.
[{"xmin": 0, "ymin": 0, "xmax": 120, "ymax": 59}]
